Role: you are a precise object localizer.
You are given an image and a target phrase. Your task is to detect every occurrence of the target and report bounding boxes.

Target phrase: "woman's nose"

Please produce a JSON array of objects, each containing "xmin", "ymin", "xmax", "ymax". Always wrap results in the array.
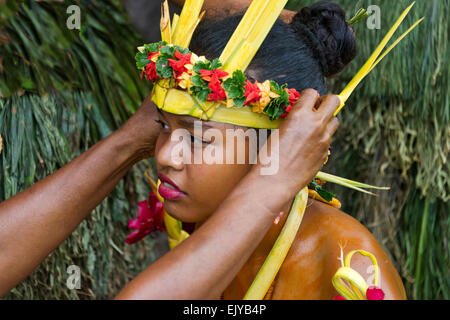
[{"xmin": 156, "ymin": 129, "xmax": 191, "ymax": 171}]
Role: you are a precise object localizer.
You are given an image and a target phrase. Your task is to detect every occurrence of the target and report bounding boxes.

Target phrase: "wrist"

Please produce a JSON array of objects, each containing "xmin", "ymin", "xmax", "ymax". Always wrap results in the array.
[
  {"xmin": 110, "ymin": 127, "xmax": 150, "ymax": 166},
  {"xmin": 243, "ymin": 166, "xmax": 302, "ymax": 217}
]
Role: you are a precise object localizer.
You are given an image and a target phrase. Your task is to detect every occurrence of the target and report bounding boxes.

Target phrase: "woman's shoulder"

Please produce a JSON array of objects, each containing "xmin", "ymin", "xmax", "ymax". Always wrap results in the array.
[
  {"xmin": 292, "ymin": 198, "xmax": 391, "ymax": 266},
  {"xmin": 274, "ymin": 198, "xmax": 406, "ymax": 299}
]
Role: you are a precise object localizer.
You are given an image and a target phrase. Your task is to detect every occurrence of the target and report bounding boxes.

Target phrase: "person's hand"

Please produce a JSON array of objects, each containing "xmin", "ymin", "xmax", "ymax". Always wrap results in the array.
[
  {"xmin": 118, "ymin": 94, "xmax": 160, "ymax": 160},
  {"xmin": 255, "ymin": 89, "xmax": 340, "ymax": 197}
]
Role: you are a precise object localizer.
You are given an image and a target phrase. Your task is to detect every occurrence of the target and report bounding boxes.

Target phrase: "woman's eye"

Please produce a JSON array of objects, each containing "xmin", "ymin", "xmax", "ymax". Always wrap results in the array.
[
  {"xmin": 155, "ymin": 119, "xmax": 169, "ymax": 130},
  {"xmin": 190, "ymin": 134, "xmax": 209, "ymax": 145}
]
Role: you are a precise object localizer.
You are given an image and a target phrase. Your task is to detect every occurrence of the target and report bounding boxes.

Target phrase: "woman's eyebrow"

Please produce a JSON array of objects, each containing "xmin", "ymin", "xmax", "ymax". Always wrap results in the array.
[{"xmin": 176, "ymin": 118, "xmax": 213, "ymax": 130}]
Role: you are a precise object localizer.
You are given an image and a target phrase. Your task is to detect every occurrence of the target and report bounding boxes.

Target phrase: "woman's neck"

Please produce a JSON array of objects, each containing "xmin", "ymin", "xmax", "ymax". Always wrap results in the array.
[{"xmin": 194, "ymin": 196, "xmax": 295, "ymax": 258}]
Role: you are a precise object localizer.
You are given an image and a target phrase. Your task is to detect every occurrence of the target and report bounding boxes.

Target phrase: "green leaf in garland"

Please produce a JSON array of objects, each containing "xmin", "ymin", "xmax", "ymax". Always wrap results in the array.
[
  {"xmin": 309, "ymin": 180, "xmax": 336, "ymax": 202},
  {"xmin": 145, "ymin": 41, "xmax": 167, "ymax": 53},
  {"xmin": 223, "ymin": 70, "xmax": 247, "ymax": 107},
  {"xmin": 160, "ymin": 45, "xmax": 176, "ymax": 57},
  {"xmin": 156, "ymin": 57, "xmax": 173, "ymax": 78},
  {"xmin": 263, "ymin": 81, "xmax": 290, "ymax": 120},
  {"xmin": 210, "ymin": 58, "xmax": 222, "ymax": 70},
  {"xmin": 190, "ymin": 75, "xmax": 211, "ymax": 102},
  {"xmin": 193, "ymin": 58, "xmax": 222, "ymax": 73},
  {"xmin": 135, "ymin": 51, "xmax": 150, "ymax": 69}
]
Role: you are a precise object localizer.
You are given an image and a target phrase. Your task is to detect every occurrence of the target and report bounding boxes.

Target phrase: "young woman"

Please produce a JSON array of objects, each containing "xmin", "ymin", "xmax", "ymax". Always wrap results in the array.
[{"xmin": 149, "ymin": 2, "xmax": 406, "ymax": 299}]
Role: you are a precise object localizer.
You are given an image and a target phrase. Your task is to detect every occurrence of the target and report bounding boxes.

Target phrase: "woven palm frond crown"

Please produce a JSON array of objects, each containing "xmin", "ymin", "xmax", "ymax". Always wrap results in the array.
[
  {"xmin": 136, "ymin": 0, "xmax": 423, "ymax": 128},
  {"xmin": 138, "ymin": 0, "xmax": 293, "ymax": 129}
]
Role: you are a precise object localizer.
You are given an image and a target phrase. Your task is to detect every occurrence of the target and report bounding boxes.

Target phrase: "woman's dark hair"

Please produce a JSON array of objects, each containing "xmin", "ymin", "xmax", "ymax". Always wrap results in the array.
[{"xmin": 189, "ymin": 1, "xmax": 356, "ymax": 95}]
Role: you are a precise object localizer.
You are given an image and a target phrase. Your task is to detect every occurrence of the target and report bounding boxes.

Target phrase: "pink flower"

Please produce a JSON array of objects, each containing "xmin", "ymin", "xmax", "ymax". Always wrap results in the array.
[
  {"xmin": 125, "ymin": 192, "xmax": 165, "ymax": 244},
  {"xmin": 366, "ymin": 286, "xmax": 385, "ymax": 300}
]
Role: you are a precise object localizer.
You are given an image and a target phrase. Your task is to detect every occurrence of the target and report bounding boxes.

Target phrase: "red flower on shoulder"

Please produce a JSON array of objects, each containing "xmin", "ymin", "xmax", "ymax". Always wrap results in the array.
[{"xmin": 125, "ymin": 192, "xmax": 165, "ymax": 244}]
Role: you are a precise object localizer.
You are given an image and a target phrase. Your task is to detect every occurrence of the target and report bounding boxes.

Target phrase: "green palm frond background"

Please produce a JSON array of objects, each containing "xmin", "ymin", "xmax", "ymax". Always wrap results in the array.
[{"xmin": 0, "ymin": 0, "xmax": 448, "ymax": 299}]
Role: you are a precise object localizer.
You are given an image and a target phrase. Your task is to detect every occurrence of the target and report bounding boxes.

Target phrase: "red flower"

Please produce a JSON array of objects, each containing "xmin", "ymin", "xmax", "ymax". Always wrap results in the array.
[
  {"xmin": 143, "ymin": 61, "xmax": 159, "ymax": 82},
  {"xmin": 243, "ymin": 80, "xmax": 261, "ymax": 105},
  {"xmin": 366, "ymin": 286, "xmax": 385, "ymax": 300},
  {"xmin": 332, "ymin": 295, "xmax": 346, "ymax": 300},
  {"xmin": 207, "ymin": 73, "xmax": 227, "ymax": 101},
  {"xmin": 169, "ymin": 50, "xmax": 192, "ymax": 80},
  {"xmin": 280, "ymin": 88, "xmax": 301, "ymax": 118},
  {"xmin": 196, "ymin": 69, "xmax": 229, "ymax": 101},
  {"xmin": 125, "ymin": 192, "xmax": 165, "ymax": 244},
  {"xmin": 198, "ymin": 69, "xmax": 229, "ymax": 82},
  {"xmin": 287, "ymin": 88, "xmax": 301, "ymax": 105}
]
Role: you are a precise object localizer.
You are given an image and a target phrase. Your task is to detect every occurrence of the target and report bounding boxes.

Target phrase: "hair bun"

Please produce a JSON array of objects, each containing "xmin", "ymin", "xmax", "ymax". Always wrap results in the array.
[{"xmin": 290, "ymin": 1, "xmax": 356, "ymax": 77}]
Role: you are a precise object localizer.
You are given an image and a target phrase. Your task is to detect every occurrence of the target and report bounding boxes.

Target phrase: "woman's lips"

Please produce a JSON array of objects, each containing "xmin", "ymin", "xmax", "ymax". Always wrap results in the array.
[{"xmin": 158, "ymin": 174, "xmax": 186, "ymax": 200}]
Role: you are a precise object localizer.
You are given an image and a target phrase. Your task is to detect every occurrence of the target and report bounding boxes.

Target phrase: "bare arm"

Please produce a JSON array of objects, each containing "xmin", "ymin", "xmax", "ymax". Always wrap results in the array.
[
  {"xmin": 0, "ymin": 95, "xmax": 160, "ymax": 296},
  {"xmin": 116, "ymin": 90, "xmax": 340, "ymax": 299},
  {"xmin": 0, "ymin": 88, "xmax": 338, "ymax": 299},
  {"xmin": 170, "ymin": 0, "xmax": 296, "ymax": 23}
]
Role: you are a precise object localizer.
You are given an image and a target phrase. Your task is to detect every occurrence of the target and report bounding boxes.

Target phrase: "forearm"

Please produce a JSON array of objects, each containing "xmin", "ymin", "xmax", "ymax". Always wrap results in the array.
[
  {"xmin": 0, "ymin": 127, "xmax": 145, "ymax": 296},
  {"xmin": 115, "ymin": 167, "xmax": 297, "ymax": 300}
]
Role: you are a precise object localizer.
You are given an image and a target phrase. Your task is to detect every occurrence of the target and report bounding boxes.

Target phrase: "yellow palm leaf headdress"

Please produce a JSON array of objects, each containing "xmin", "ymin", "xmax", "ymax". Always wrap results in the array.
[{"xmin": 136, "ymin": 0, "xmax": 422, "ymax": 129}]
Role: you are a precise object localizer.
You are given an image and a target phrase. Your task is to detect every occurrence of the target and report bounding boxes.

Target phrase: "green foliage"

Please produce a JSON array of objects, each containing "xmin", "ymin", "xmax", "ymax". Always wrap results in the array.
[
  {"xmin": 309, "ymin": 180, "xmax": 336, "ymax": 202},
  {"xmin": 190, "ymin": 74, "xmax": 212, "ymax": 102},
  {"xmin": 263, "ymin": 81, "xmax": 290, "ymax": 120},
  {"xmin": 0, "ymin": 0, "xmax": 166, "ymax": 299},
  {"xmin": 192, "ymin": 58, "xmax": 222, "ymax": 74},
  {"xmin": 223, "ymin": 70, "xmax": 247, "ymax": 107}
]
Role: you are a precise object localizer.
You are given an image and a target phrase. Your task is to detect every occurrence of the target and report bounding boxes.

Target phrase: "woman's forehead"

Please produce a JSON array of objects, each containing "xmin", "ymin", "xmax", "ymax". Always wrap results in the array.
[{"xmin": 161, "ymin": 109, "xmax": 242, "ymax": 130}]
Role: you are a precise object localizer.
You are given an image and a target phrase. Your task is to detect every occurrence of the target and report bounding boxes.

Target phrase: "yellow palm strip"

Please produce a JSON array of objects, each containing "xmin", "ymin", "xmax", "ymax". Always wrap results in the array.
[
  {"xmin": 243, "ymin": 187, "xmax": 308, "ymax": 300},
  {"xmin": 368, "ymin": 17, "xmax": 424, "ymax": 72},
  {"xmin": 332, "ymin": 267, "xmax": 369, "ymax": 300},
  {"xmin": 220, "ymin": 0, "xmax": 288, "ymax": 73},
  {"xmin": 344, "ymin": 250, "xmax": 379, "ymax": 286},
  {"xmin": 160, "ymin": 0, "xmax": 172, "ymax": 43},
  {"xmin": 144, "ymin": 170, "xmax": 189, "ymax": 249},
  {"xmin": 219, "ymin": 0, "xmax": 269, "ymax": 66},
  {"xmin": 335, "ymin": 2, "xmax": 423, "ymax": 115},
  {"xmin": 171, "ymin": 14, "xmax": 180, "ymax": 39},
  {"xmin": 171, "ymin": 0, "xmax": 205, "ymax": 48},
  {"xmin": 332, "ymin": 249, "xmax": 379, "ymax": 299},
  {"xmin": 308, "ymin": 189, "xmax": 341, "ymax": 209},
  {"xmin": 315, "ymin": 171, "xmax": 389, "ymax": 196}
]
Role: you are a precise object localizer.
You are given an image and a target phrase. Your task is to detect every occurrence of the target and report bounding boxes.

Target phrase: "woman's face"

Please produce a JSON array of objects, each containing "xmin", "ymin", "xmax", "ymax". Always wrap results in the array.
[{"xmin": 154, "ymin": 106, "xmax": 257, "ymax": 223}]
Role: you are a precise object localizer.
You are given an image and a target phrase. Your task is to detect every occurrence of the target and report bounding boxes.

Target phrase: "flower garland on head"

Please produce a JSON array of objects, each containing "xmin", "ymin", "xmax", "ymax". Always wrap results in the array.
[{"xmin": 136, "ymin": 41, "xmax": 301, "ymax": 121}]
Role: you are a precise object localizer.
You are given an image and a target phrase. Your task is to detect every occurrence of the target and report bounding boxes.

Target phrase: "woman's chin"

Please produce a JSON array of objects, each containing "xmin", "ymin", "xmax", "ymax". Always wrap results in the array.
[{"xmin": 163, "ymin": 201, "xmax": 203, "ymax": 224}]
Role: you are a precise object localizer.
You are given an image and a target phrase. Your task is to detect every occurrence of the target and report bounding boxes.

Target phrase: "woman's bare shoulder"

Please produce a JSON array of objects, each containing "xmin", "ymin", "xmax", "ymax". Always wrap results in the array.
[{"xmin": 279, "ymin": 199, "xmax": 407, "ymax": 299}]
